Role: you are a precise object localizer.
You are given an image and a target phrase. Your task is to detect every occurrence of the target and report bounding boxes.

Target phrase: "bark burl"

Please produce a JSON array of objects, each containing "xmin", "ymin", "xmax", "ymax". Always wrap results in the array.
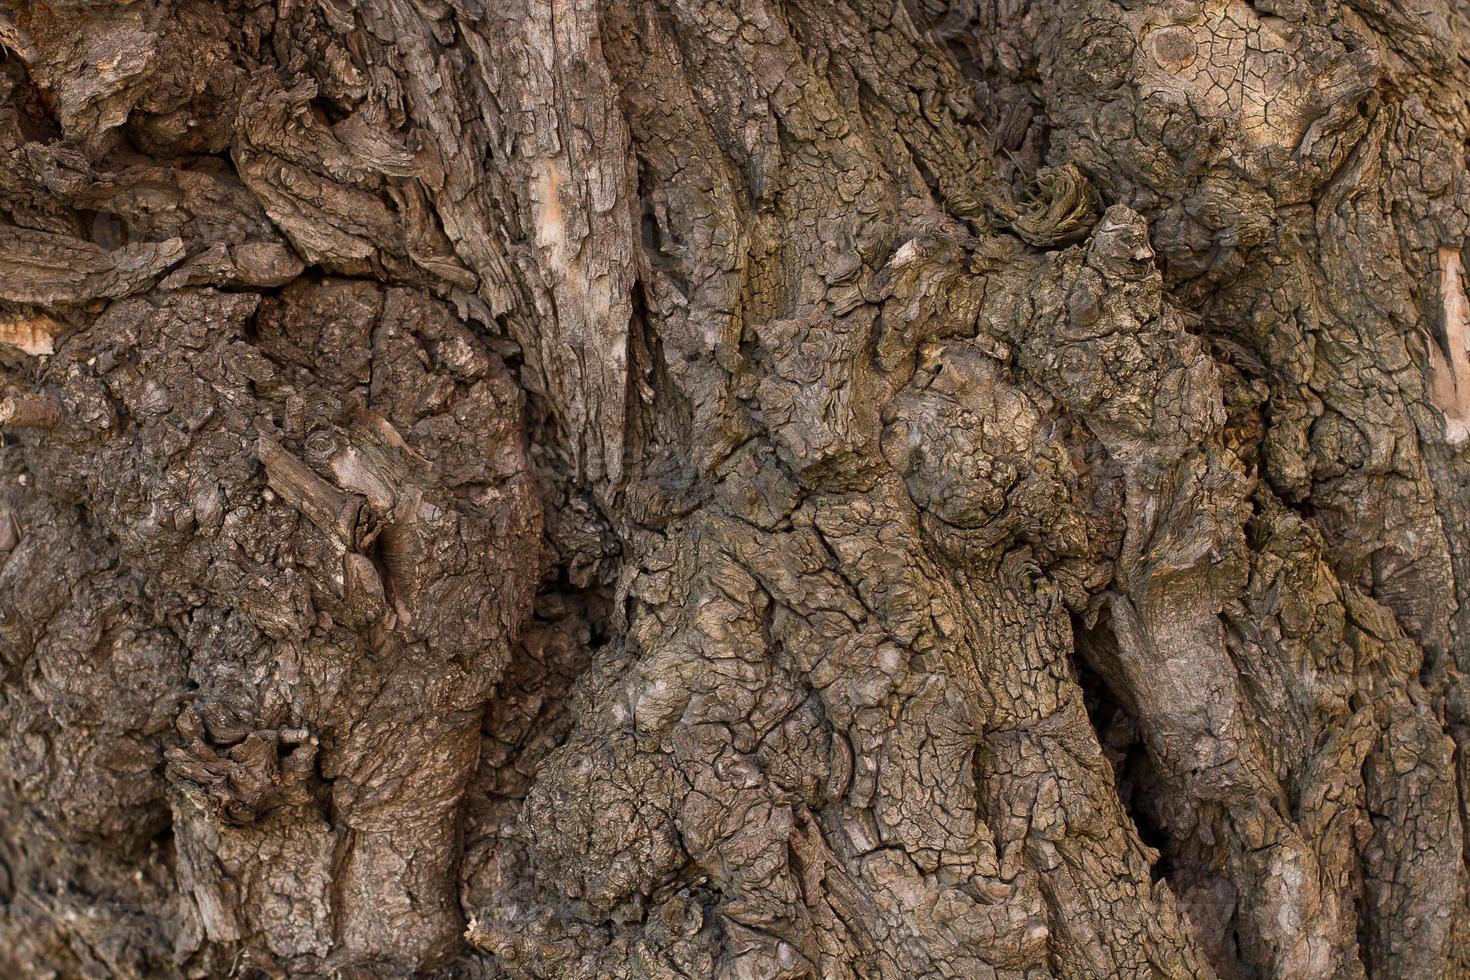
[{"xmin": 2, "ymin": 1, "xmax": 1470, "ymax": 977}]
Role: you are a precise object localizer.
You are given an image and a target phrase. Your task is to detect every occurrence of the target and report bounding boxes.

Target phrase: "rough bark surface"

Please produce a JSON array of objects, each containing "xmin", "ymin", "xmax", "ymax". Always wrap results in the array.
[{"xmin": 3, "ymin": 0, "xmax": 1470, "ymax": 977}]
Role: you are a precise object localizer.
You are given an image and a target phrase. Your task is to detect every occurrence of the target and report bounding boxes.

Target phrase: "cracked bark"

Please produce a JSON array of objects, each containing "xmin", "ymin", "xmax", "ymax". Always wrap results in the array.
[{"xmin": 2, "ymin": 0, "xmax": 1470, "ymax": 977}]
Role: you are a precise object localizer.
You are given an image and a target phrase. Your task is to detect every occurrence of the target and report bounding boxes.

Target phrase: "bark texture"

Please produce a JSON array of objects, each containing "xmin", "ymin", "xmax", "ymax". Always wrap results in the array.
[{"xmin": 3, "ymin": 0, "xmax": 1470, "ymax": 977}]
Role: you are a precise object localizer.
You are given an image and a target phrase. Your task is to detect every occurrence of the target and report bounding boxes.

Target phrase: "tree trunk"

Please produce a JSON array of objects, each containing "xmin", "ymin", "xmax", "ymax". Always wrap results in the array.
[{"xmin": 2, "ymin": 0, "xmax": 1469, "ymax": 977}]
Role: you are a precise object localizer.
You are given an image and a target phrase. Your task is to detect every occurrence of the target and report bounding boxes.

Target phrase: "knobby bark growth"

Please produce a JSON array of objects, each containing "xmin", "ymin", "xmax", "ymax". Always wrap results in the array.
[{"xmin": 1, "ymin": 0, "xmax": 1469, "ymax": 977}]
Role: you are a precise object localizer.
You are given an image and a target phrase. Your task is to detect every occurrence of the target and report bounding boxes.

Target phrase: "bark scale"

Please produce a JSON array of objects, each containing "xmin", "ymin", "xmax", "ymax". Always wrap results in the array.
[{"xmin": 1, "ymin": 1, "xmax": 1469, "ymax": 978}]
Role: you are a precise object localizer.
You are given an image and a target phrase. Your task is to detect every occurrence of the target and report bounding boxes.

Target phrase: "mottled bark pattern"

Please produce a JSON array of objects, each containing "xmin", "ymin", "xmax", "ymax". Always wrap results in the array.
[{"xmin": 2, "ymin": 0, "xmax": 1469, "ymax": 978}]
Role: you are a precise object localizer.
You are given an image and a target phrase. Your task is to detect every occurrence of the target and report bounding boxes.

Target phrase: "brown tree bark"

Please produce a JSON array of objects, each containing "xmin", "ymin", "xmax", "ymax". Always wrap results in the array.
[{"xmin": 2, "ymin": 0, "xmax": 1469, "ymax": 977}]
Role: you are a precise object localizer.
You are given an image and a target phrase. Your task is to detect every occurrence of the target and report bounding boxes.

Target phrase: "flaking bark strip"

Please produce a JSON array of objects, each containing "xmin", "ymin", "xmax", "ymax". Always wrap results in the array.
[
  {"xmin": 0, "ymin": 393, "xmax": 61, "ymax": 429},
  {"xmin": 256, "ymin": 434, "xmax": 370, "ymax": 548}
]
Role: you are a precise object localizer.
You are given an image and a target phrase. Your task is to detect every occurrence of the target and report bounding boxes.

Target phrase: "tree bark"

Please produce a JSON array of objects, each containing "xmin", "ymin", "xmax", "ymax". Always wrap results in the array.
[{"xmin": 2, "ymin": 0, "xmax": 1469, "ymax": 977}]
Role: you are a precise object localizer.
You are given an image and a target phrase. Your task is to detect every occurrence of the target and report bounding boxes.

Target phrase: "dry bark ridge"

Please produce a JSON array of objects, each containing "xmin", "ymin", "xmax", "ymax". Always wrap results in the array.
[{"xmin": 2, "ymin": 0, "xmax": 1470, "ymax": 977}]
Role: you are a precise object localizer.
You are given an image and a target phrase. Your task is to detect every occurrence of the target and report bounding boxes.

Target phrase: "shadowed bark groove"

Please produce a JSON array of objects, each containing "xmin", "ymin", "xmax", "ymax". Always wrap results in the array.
[{"xmin": 2, "ymin": 0, "xmax": 1470, "ymax": 977}]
